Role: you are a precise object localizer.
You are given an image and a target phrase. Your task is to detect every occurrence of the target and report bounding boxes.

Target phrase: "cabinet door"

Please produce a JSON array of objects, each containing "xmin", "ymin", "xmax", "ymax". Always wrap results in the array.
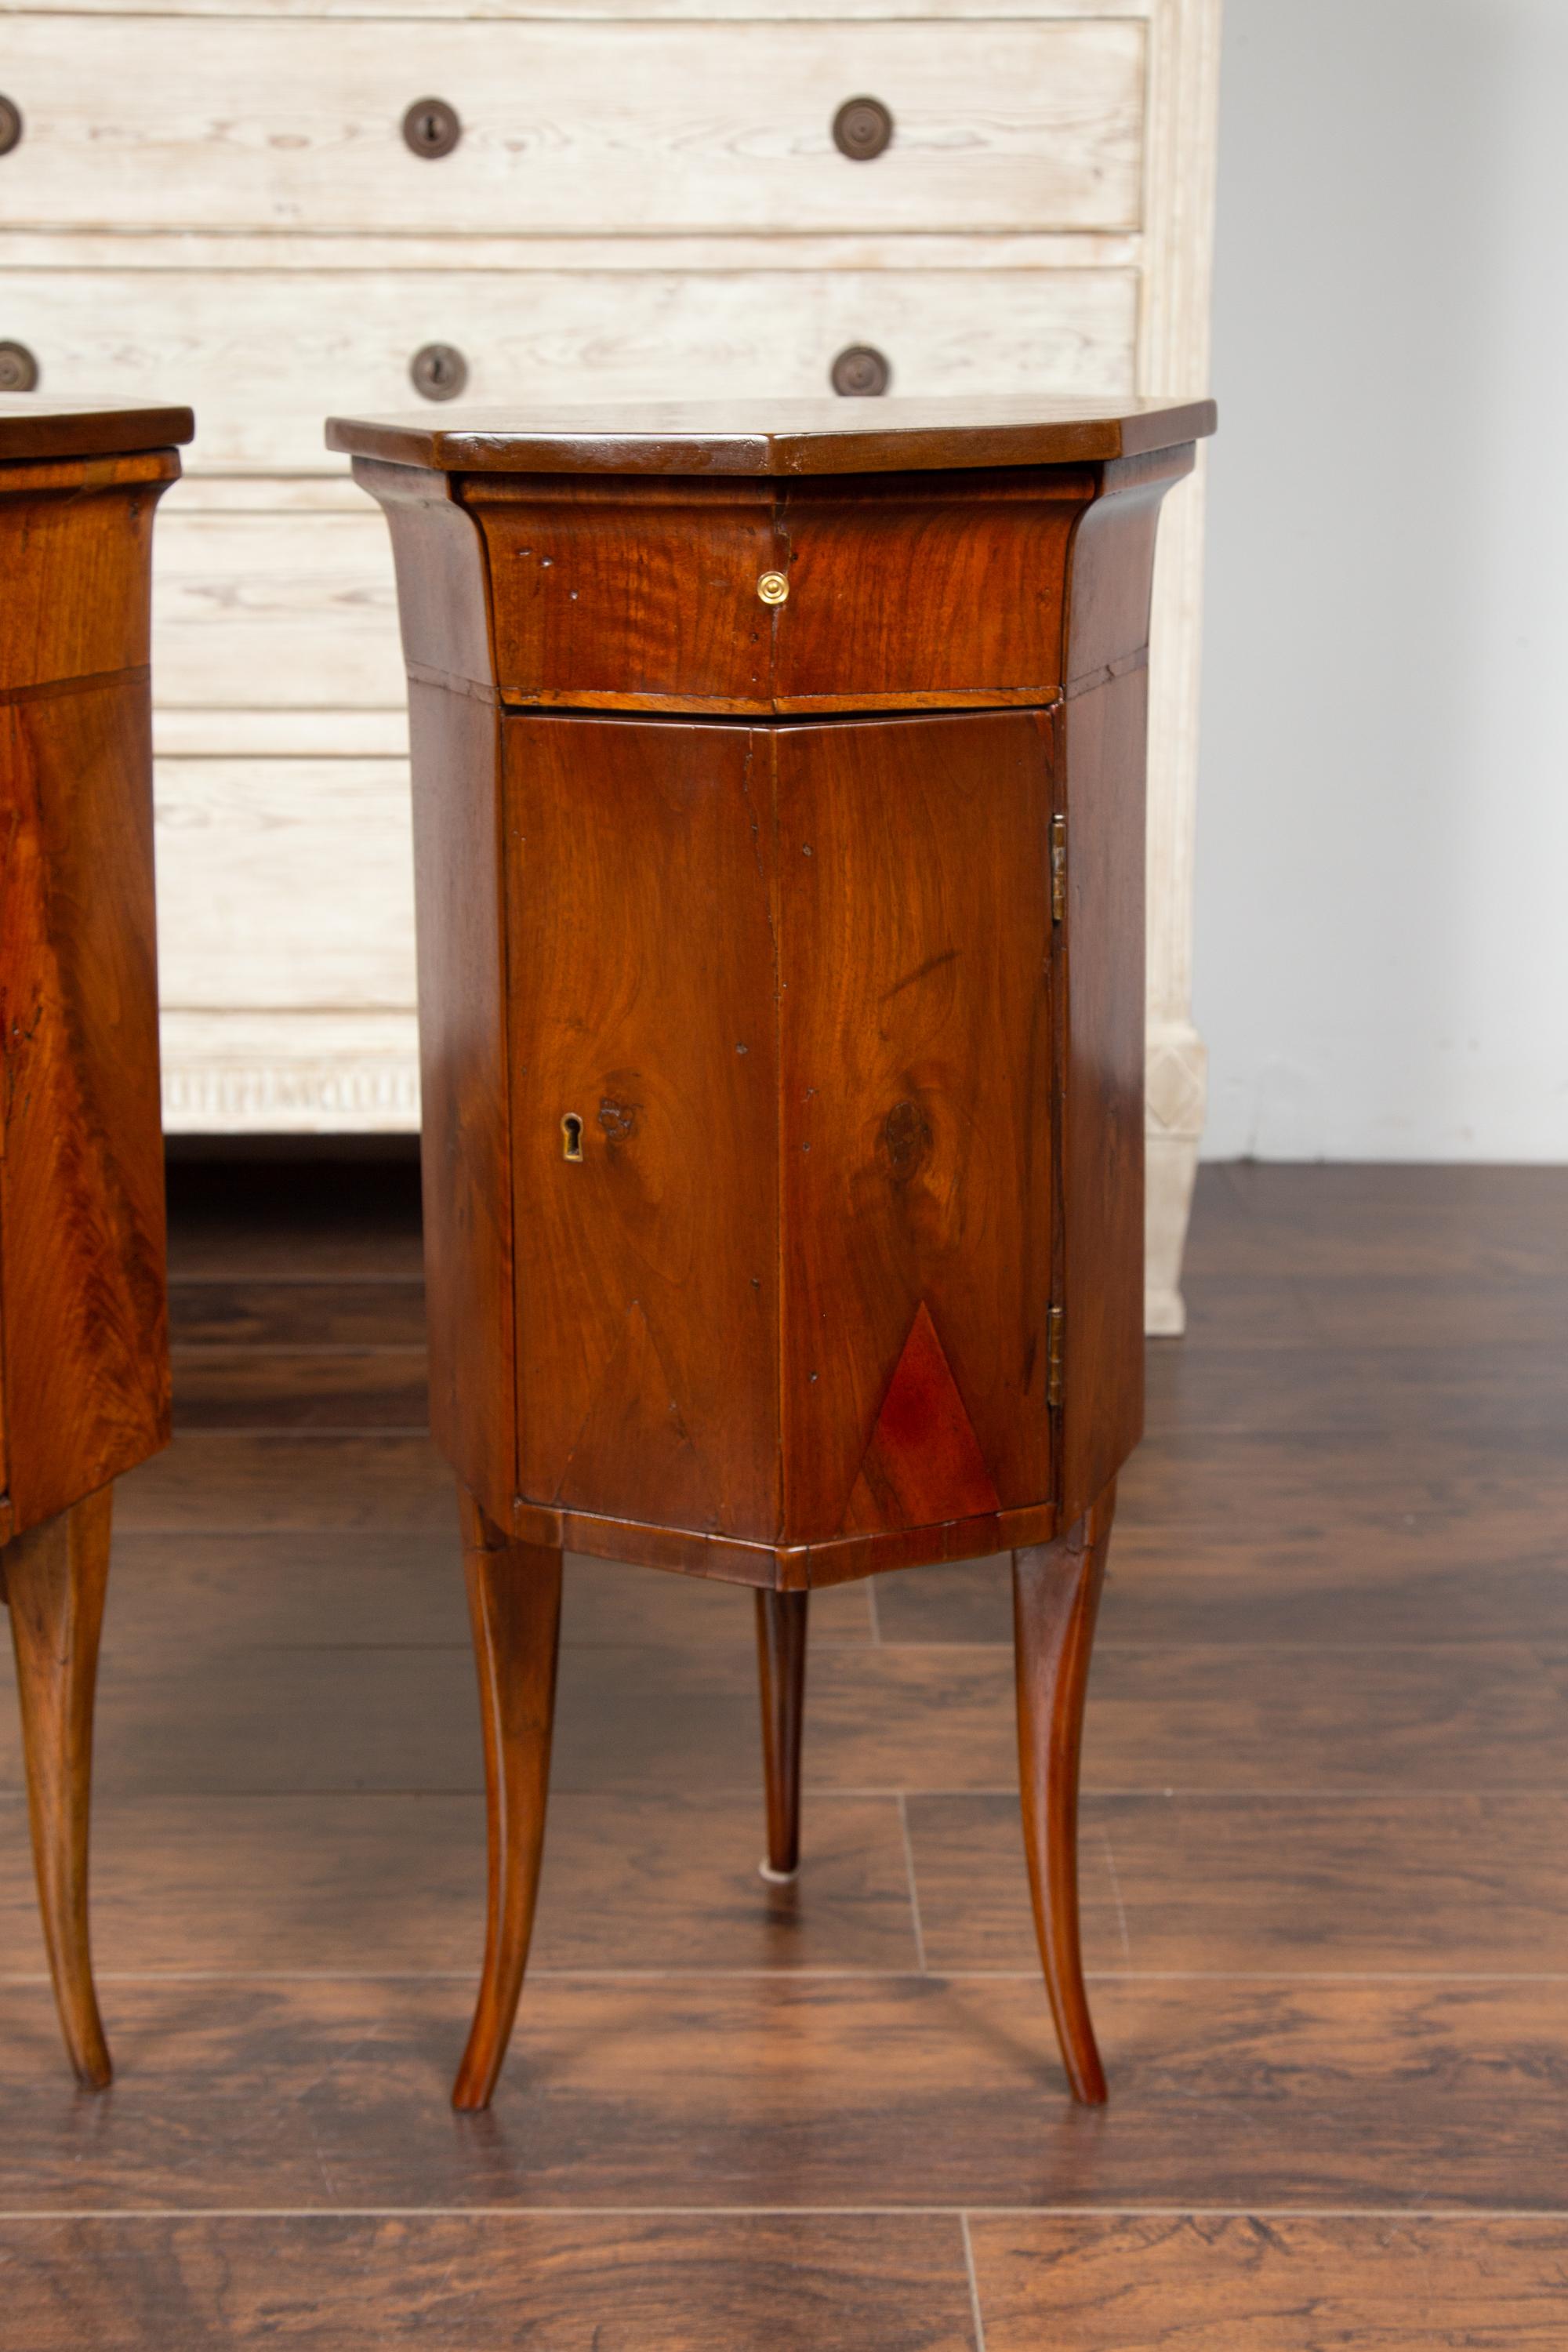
[
  {"xmin": 0, "ymin": 680, "xmax": 169, "ymax": 1530},
  {"xmin": 776, "ymin": 708, "xmax": 1056, "ymax": 1544},
  {"xmin": 0, "ymin": 464, "xmax": 172, "ymax": 1531},
  {"xmin": 504, "ymin": 713, "xmax": 781, "ymax": 1543}
]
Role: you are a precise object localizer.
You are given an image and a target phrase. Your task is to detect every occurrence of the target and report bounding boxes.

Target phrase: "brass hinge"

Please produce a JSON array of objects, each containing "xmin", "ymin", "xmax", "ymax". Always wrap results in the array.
[
  {"xmin": 1047, "ymin": 1305, "xmax": 1065, "ymax": 1410},
  {"xmin": 1050, "ymin": 812, "xmax": 1068, "ymax": 923}
]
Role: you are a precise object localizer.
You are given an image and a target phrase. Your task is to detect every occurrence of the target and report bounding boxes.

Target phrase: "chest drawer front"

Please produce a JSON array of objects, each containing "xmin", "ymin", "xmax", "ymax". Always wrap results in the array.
[
  {"xmin": 2, "ymin": 16, "xmax": 1143, "ymax": 234},
  {"xmin": 151, "ymin": 506, "xmax": 405, "ymax": 709},
  {"xmin": 12, "ymin": 267, "xmax": 1136, "ymax": 477},
  {"xmin": 153, "ymin": 759, "xmax": 416, "ymax": 1014}
]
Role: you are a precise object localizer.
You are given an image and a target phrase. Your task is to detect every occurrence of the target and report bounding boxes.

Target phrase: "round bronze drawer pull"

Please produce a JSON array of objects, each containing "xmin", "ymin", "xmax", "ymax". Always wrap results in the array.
[
  {"xmin": 0, "ymin": 340, "xmax": 39, "ymax": 392},
  {"xmin": 830, "ymin": 344, "xmax": 891, "ymax": 397},
  {"xmin": 832, "ymin": 96, "xmax": 893, "ymax": 162},
  {"xmin": 403, "ymin": 97, "xmax": 462, "ymax": 159},
  {"xmin": 0, "ymin": 96, "xmax": 22, "ymax": 157},
  {"xmin": 757, "ymin": 571, "xmax": 790, "ymax": 607},
  {"xmin": 410, "ymin": 343, "xmax": 468, "ymax": 401}
]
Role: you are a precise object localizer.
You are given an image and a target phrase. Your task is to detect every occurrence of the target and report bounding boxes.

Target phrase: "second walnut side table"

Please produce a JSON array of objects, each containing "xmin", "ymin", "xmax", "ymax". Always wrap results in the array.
[
  {"xmin": 0, "ymin": 395, "xmax": 191, "ymax": 2086},
  {"xmin": 329, "ymin": 394, "xmax": 1215, "ymax": 2111}
]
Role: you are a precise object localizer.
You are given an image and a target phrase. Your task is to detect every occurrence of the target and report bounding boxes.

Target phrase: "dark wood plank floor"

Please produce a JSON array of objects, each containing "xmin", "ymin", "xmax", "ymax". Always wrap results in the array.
[{"xmin": 2, "ymin": 1159, "xmax": 1566, "ymax": 2348}]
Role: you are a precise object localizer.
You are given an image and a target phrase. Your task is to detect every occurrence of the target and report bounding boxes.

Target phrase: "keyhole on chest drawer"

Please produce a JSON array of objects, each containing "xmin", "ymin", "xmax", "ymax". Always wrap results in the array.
[
  {"xmin": 403, "ymin": 97, "xmax": 462, "ymax": 158},
  {"xmin": 561, "ymin": 1114, "xmax": 584, "ymax": 1163},
  {"xmin": 411, "ymin": 343, "xmax": 468, "ymax": 401}
]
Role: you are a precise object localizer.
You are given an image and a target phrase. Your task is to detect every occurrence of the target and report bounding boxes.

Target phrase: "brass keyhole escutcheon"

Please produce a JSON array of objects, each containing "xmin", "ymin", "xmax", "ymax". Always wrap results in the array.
[
  {"xmin": 410, "ymin": 343, "xmax": 468, "ymax": 401},
  {"xmin": 403, "ymin": 97, "xmax": 462, "ymax": 158},
  {"xmin": 832, "ymin": 96, "xmax": 894, "ymax": 162},
  {"xmin": 757, "ymin": 571, "xmax": 789, "ymax": 607},
  {"xmin": 561, "ymin": 1114, "xmax": 584, "ymax": 1163}
]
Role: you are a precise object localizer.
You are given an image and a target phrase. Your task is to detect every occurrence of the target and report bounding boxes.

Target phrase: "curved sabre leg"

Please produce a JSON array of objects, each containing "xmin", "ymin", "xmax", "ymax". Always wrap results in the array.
[
  {"xmin": 451, "ymin": 1491, "xmax": 562, "ymax": 2114},
  {"xmin": 4, "ymin": 1488, "xmax": 114, "ymax": 2090},
  {"xmin": 1012, "ymin": 1476, "xmax": 1116, "ymax": 2105}
]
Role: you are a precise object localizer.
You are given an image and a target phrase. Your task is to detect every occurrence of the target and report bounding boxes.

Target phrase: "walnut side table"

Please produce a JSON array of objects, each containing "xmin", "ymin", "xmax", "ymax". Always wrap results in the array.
[
  {"xmin": 0, "ymin": 397, "xmax": 192, "ymax": 2086},
  {"xmin": 330, "ymin": 395, "xmax": 1215, "ymax": 2111}
]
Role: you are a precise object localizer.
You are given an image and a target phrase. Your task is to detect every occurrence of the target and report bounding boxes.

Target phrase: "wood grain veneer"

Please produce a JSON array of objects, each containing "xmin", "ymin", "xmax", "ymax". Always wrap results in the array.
[
  {"xmin": 339, "ymin": 392, "xmax": 1213, "ymax": 2115},
  {"xmin": 0, "ymin": 403, "xmax": 189, "ymax": 2085}
]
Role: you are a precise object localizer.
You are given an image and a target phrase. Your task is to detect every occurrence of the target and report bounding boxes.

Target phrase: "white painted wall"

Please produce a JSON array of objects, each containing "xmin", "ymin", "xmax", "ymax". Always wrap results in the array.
[{"xmin": 1196, "ymin": 0, "xmax": 1568, "ymax": 1160}]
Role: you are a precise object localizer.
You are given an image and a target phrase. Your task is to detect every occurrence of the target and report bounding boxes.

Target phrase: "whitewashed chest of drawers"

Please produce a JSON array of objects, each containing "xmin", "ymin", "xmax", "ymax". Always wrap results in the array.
[{"xmin": 0, "ymin": 0, "xmax": 1219, "ymax": 1327}]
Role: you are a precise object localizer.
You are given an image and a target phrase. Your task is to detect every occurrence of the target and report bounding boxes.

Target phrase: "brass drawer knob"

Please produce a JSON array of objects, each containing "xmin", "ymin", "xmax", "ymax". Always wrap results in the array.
[
  {"xmin": 0, "ymin": 339, "xmax": 38, "ymax": 391},
  {"xmin": 831, "ymin": 344, "xmax": 890, "ymax": 397},
  {"xmin": 757, "ymin": 571, "xmax": 789, "ymax": 607},
  {"xmin": 0, "ymin": 95, "xmax": 21, "ymax": 157},
  {"xmin": 403, "ymin": 97, "xmax": 462, "ymax": 159},
  {"xmin": 833, "ymin": 96, "xmax": 893, "ymax": 162},
  {"xmin": 410, "ymin": 343, "xmax": 467, "ymax": 401}
]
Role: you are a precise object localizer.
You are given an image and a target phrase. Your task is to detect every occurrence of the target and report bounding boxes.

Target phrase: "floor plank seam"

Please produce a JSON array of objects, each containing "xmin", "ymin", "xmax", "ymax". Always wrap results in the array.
[
  {"xmin": 960, "ymin": 2212, "xmax": 989, "ymax": 2352},
  {"xmin": 811, "ymin": 1785, "xmax": 1568, "ymax": 1800},
  {"xmin": 897, "ymin": 1792, "xmax": 929, "ymax": 1973},
  {"xmin": 88, "ymin": 1627, "xmax": 1565, "ymax": 1659},
  {"xmin": 14, "ymin": 1781, "xmax": 1567, "ymax": 1803},
  {"xmin": 1098, "ymin": 1820, "xmax": 1133, "ymax": 1963},
  {"xmin": 14, "ymin": 1965, "xmax": 1563, "ymax": 1986},
  {"xmin": 4, "ymin": 2204, "xmax": 1566, "ymax": 2223}
]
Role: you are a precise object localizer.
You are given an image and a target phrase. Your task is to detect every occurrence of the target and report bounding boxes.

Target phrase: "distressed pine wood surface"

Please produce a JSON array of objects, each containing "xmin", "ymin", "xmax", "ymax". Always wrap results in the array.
[
  {"xmin": 151, "ymin": 515, "xmax": 404, "ymax": 703},
  {"xmin": 0, "ymin": 1160, "xmax": 1560, "ymax": 2343},
  {"xmin": 0, "ymin": 0, "xmax": 1155, "ymax": 17},
  {"xmin": 1, "ymin": 18, "xmax": 1144, "ymax": 237},
  {"xmin": 18, "ymin": 270, "xmax": 1138, "ymax": 481},
  {"xmin": 153, "ymin": 763, "xmax": 415, "ymax": 1011},
  {"xmin": 154, "ymin": 1007, "xmax": 413, "ymax": 1134},
  {"xmin": 0, "ymin": 228, "xmax": 1145, "ymax": 276}
]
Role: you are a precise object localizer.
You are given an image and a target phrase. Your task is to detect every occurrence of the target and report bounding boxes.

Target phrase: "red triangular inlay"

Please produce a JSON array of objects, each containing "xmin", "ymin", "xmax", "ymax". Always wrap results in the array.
[{"xmin": 839, "ymin": 1301, "xmax": 1001, "ymax": 1535}]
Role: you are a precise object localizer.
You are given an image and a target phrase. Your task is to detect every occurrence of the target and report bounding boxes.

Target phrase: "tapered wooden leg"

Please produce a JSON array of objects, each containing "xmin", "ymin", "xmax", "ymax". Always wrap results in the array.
[
  {"xmin": 451, "ymin": 1491, "xmax": 563, "ymax": 2113},
  {"xmin": 2, "ymin": 1488, "xmax": 114, "ymax": 2090},
  {"xmin": 755, "ymin": 1589, "xmax": 808, "ymax": 1880},
  {"xmin": 1012, "ymin": 1476, "xmax": 1116, "ymax": 2106}
]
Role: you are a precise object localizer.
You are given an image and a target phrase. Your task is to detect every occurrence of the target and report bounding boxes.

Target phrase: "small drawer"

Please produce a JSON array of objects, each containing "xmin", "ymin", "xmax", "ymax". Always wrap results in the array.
[
  {"xmin": 1, "ymin": 14, "xmax": 1145, "ymax": 235},
  {"xmin": 8, "ymin": 264, "xmax": 1137, "ymax": 474},
  {"xmin": 458, "ymin": 465, "xmax": 1098, "ymax": 712}
]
